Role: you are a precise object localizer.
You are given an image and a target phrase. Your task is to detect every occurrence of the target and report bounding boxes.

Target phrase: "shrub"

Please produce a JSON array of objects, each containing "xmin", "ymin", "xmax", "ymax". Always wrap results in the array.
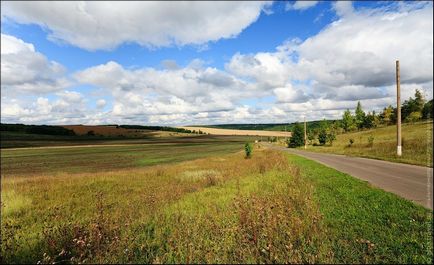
[
  {"xmin": 405, "ymin": 111, "xmax": 422, "ymax": 123},
  {"xmin": 287, "ymin": 123, "xmax": 304, "ymax": 148},
  {"xmin": 244, "ymin": 143, "xmax": 253, "ymax": 159},
  {"xmin": 318, "ymin": 129, "xmax": 327, "ymax": 145},
  {"xmin": 327, "ymin": 132, "xmax": 336, "ymax": 146}
]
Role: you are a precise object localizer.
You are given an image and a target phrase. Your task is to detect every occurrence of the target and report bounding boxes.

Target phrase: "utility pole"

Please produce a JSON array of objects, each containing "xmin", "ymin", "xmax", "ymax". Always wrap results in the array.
[
  {"xmin": 304, "ymin": 116, "xmax": 307, "ymax": 149},
  {"xmin": 396, "ymin": 60, "xmax": 402, "ymax": 156}
]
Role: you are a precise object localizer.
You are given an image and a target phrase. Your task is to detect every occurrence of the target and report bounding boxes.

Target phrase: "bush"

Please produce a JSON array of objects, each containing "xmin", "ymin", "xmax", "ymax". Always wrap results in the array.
[
  {"xmin": 327, "ymin": 132, "xmax": 336, "ymax": 146},
  {"xmin": 287, "ymin": 123, "xmax": 304, "ymax": 148},
  {"xmin": 405, "ymin": 111, "xmax": 422, "ymax": 123},
  {"xmin": 367, "ymin": 135, "xmax": 374, "ymax": 147},
  {"xmin": 318, "ymin": 129, "xmax": 327, "ymax": 145},
  {"xmin": 244, "ymin": 143, "xmax": 253, "ymax": 159}
]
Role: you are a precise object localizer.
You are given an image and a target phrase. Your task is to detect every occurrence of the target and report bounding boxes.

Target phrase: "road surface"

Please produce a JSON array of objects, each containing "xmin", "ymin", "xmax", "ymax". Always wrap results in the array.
[{"xmin": 268, "ymin": 145, "xmax": 433, "ymax": 209}]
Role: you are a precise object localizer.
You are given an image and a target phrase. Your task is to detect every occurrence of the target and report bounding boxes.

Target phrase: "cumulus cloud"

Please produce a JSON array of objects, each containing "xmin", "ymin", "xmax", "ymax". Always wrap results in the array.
[
  {"xmin": 1, "ymin": 2, "xmax": 432, "ymax": 125},
  {"xmin": 2, "ymin": 1, "xmax": 270, "ymax": 50},
  {"xmin": 96, "ymin": 99, "xmax": 107, "ymax": 109},
  {"xmin": 228, "ymin": 1, "xmax": 433, "ymax": 104},
  {"xmin": 74, "ymin": 61, "xmax": 257, "ymax": 122},
  {"xmin": 286, "ymin": 1, "xmax": 319, "ymax": 11},
  {"xmin": 1, "ymin": 34, "xmax": 71, "ymax": 94}
]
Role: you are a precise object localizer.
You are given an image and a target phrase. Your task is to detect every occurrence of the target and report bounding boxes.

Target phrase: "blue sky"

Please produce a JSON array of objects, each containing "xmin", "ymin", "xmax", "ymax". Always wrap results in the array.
[{"xmin": 1, "ymin": 1, "xmax": 433, "ymax": 125}]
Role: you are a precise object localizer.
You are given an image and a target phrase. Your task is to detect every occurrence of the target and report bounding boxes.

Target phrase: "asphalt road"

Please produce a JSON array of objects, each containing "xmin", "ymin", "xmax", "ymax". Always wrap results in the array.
[{"xmin": 269, "ymin": 145, "xmax": 433, "ymax": 209}]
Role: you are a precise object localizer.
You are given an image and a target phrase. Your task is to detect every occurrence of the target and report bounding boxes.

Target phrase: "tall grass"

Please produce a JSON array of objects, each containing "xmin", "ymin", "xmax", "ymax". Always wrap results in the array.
[{"xmin": 1, "ymin": 147, "xmax": 432, "ymax": 263}]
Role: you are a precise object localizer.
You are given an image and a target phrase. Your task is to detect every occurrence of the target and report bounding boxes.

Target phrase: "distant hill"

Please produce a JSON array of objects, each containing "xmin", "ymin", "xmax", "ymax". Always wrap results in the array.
[{"xmin": 193, "ymin": 120, "xmax": 339, "ymax": 132}]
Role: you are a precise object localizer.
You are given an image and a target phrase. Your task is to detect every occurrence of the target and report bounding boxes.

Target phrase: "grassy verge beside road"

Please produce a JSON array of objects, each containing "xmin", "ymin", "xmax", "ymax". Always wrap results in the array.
[{"xmin": 301, "ymin": 121, "xmax": 432, "ymax": 167}]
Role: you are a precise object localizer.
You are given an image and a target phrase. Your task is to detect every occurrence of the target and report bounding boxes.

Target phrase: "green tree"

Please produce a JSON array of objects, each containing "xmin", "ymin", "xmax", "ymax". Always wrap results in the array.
[
  {"xmin": 318, "ymin": 128, "xmax": 327, "ymax": 145},
  {"xmin": 422, "ymin": 99, "xmax": 433, "ymax": 119},
  {"xmin": 405, "ymin": 111, "xmax": 422, "ymax": 123},
  {"xmin": 327, "ymin": 131, "xmax": 336, "ymax": 145},
  {"xmin": 341, "ymin": 109, "xmax": 355, "ymax": 132},
  {"xmin": 244, "ymin": 143, "xmax": 253, "ymax": 158},
  {"xmin": 380, "ymin": 105, "xmax": 394, "ymax": 125},
  {"xmin": 287, "ymin": 122, "xmax": 304, "ymax": 148},
  {"xmin": 363, "ymin": 112, "xmax": 376, "ymax": 129},
  {"xmin": 355, "ymin": 101, "xmax": 366, "ymax": 130},
  {"xmin": 414, "ymin": 89, "xmax": 425, "ymax": 112},
  {"xmin": 402, "ymin": 89, "xmax": 425, "ymax": 121}
]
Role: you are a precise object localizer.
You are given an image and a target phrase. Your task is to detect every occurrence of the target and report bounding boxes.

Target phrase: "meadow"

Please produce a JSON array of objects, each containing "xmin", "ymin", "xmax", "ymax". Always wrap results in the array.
[
  {"xmin": 302, "ymin": 121, "xmax": 433, "ymax": 167},
  {"xmin": 1, "ymin": 133, "xmax": 432, "ymax": 264}
]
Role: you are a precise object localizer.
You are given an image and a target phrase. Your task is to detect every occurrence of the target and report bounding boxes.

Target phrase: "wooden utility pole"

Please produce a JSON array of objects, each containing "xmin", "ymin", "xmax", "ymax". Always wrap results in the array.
[
  {"xmin": 396, "ymin": 60, "xmax": 402, "ymax": 156},
  {"xmin": 304, "ymin": 116, "xmax": 307, "ymax": 149}
]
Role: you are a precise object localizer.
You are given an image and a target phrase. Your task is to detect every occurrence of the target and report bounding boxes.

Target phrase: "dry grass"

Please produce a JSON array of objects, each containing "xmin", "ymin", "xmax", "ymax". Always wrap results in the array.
[
  {"xmin": 2, "ymin": 149, "xmax": 313, "ymax": 263},
  {"xmin": 2, "ymin": 143, "xmax": 432, "ymax": 263}
]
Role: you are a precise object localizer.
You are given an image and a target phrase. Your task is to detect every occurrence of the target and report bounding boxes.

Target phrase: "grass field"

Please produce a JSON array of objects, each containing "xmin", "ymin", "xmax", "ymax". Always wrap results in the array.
[
  {"xmin": 0, "ymin": 135, "xmax": 255, "ymax": 176},
  {"xmin": 1, "ymin": 136, "xmax": 432, "ymax": 263},
  {"xmin": 301, "ymin": 121, "xmax": 433, "ymax": 167}
]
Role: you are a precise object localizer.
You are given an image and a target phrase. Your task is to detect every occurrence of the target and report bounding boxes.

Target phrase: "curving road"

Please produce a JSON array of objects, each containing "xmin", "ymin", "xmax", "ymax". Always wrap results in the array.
[{"xmin": 268, "ymin": 145, "xmax": 433, "ymax": 209}]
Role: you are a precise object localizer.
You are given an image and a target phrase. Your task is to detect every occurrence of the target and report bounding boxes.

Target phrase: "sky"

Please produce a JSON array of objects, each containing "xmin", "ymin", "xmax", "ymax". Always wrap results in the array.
[{"xmin": 1, "ymin": 1, "xmax": 433, "ymax": 126}]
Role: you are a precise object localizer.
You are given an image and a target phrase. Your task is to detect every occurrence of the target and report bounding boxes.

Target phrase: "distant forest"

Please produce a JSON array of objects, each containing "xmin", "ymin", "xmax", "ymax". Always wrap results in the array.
[{"xmin": 199, "ymin": 121, "xmax": 333, "ymax": 132}]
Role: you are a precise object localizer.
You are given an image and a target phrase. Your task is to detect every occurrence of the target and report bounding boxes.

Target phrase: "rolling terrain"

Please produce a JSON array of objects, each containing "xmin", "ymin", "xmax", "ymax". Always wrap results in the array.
[{"xmin": 1, "ymin": 132, "xmax": 432, "ymax": 263}]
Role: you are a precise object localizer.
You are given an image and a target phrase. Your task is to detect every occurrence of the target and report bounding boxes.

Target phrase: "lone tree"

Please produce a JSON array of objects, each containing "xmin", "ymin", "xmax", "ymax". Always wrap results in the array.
[
  {"xmin": 287, "ymin": 122, "xmax": 304, "ymax": 148},
  {"xmin": 355, "ymin": 101, "xmax": 366, "ymax": 130}
]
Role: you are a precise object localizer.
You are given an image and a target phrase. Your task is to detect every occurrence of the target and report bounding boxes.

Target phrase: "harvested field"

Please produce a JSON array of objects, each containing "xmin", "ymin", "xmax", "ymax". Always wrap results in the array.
[
  {"xmin": 62, "ymin": 125, "xmax": 143, "ymax": 136},
  {"xmin": 62, "ymin": 125, "xmax": 192, "ymax": 138},
  {"xmin": 178, "ymin": 126, "xmax": 292, "ymax": 137}
]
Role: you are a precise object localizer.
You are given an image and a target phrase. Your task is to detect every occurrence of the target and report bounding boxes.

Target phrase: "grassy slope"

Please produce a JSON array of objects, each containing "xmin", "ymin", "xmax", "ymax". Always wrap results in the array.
[
  {"xmin": 2, "ymin": 145, "xmax": 432, "ymax": 263},
  {"xmin": 301, "ymin": 121, "xmax": 433, "ymax": 167}
]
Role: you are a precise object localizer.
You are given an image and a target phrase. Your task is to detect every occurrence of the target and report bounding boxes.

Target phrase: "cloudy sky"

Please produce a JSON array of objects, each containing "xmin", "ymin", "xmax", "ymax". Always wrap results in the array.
[{"xmin": 1, "ymin": 1, "xmax": 433, "ymax": 125}]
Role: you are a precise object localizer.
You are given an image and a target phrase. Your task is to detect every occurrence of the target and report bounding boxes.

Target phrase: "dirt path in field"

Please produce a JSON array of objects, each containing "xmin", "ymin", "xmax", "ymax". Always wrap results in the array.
[
  {"xmin": 267, "ymin": 144, "xmax": 433, "ymax": 209},
  {"xmin": 178, "ymin": 127, "xmax": 292, "ymax": 137}
]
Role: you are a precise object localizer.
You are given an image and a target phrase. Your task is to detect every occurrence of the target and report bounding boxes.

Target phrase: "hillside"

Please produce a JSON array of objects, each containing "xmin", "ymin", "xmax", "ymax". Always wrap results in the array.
[
  {"xmin": 193, "ymin": 120, "xmax": 337, "ymax": 132},
  {"xmin": 300, "ymin": 121, "xmax": 433, "ymax": 167}
]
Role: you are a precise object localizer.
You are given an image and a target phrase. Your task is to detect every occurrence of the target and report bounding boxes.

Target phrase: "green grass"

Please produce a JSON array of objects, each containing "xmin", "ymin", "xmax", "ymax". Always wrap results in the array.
[
  {"xmin": 288, "ymin": 154, "xmax": 433, "ymax": 264},
  {"xmin": 0, "ymin": 136, "xmax": 255, "ymax": 176},
  {"xmin": 1, "ymin": 141, "xmax": 432, "ymax": 264},
  {"xmin": 301, "ymin": 121, "xmax": 433, "ymax": 167}
]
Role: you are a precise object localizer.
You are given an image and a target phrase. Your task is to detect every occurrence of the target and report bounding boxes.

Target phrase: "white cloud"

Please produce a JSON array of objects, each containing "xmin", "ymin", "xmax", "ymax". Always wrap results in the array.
[
  {"xmin": 2, "ymin": 1, "xmax": 270, "ymax": 50},
  {"xmin": 1, "ymin": 2, "xmax": 432, "ymax": 126},
  {"xmin": 332, "ymin": 1, "xmax": 354, "ymax": 17},
  {"xmin": 228, "ymin": 2, "xmax": 433, "ymax": 103},
  {"xmin": 74, "ymin": 61, "xmax": 252, "ymax": 121},
  {"xmin": 1, "ymin": 34, "xmax": 71, "ymax": 94},
  {"xmin": 286, "ymin": 1, "xmax": 319, "ymax": 11},
  {"xmin": 96, "ymin": 99, "xmax": 107, "ymax": 109},
  {"xmin": 297, "ymin": 2, "xmax": 433, "ymax": 88}
]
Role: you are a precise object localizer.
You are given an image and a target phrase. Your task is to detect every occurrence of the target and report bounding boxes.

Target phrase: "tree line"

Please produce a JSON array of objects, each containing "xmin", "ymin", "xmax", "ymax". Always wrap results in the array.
[
  {"xmin": 0, "ymin": 123, "xmax": 76, "ymax": 136},
  {"xmin": 288, "ymin": 89, "xmax": 433, "ymax": 148}
]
